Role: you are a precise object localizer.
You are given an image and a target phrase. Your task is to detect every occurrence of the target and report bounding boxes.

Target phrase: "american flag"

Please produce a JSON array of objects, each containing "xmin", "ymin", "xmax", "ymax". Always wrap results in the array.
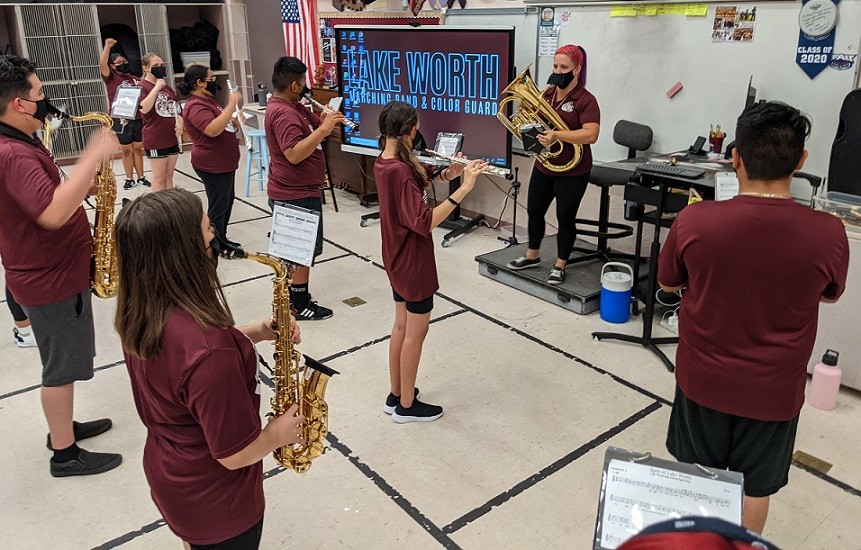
[{"xmin": 281, "ymin": 0, "xmax": 321, "ymax": 86}]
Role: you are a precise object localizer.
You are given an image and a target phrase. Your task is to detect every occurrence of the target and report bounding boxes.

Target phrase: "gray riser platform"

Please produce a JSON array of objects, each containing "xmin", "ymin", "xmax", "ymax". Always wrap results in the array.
[{"xmin": 475, "ymin": 238, "xmax": 647, "ymax": 315}]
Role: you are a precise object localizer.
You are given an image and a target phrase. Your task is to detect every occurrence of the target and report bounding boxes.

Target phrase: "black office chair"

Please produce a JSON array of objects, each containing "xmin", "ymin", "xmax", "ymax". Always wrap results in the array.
[{"xmin": 568, "ymin": 120, "xmax": 653, "ymax": 266}]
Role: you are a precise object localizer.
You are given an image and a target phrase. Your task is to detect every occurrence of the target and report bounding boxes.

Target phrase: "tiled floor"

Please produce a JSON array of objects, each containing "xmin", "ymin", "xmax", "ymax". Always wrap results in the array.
[{"xmin": 1, "ymin": 155, "xmax": 859, "ymax": 549}]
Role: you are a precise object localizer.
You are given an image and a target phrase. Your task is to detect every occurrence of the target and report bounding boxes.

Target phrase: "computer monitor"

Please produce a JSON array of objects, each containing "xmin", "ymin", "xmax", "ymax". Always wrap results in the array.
[{"xmin": 744, "ymin": 76, "xmax": 756, "ymax": 110}]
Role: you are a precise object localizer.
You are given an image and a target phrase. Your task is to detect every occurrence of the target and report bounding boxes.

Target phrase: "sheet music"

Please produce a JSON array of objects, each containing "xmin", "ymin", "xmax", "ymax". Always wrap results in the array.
[
  {"xmin": 600, "ymin": 459, "xmax": 742, "ymax": 549},
  {"xmin": 268, "ymin": 204, "xmax": 320, "ymax": 267},
  {"xmin": 715, "ymin": 172, "xmax": 740, "ymax": 201}
]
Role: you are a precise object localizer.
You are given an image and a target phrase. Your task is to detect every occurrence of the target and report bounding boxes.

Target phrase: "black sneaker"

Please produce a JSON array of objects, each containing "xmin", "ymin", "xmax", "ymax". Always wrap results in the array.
[
  {"xmin": 294, "ymin": 301, "xmax": 333, "ymax": 321},
  {"xmin": 46, "ymin": 419, "xmax": 113, "ymax": 450},
  {"xmin": 122, "ymin": 179, "xmax": 136, "ymax": 190},
  {"xmin": 137, "ymin": 177, "xmax": 151, "ymax": 187},
  {"xmin": 548, "ymin": 267, "xmax": 566, "ymax": 285},
  {"xmin": 50, "ymin": 448, "xmax": 122, "ymax": 477},
  {"xmin": 383, "ymin": 387, "xmax": 420, "ymax": 415},
  {"xmin": 392, "ymin": 399, "xmax": 443, "ymax": 423},
  {"xmin": 507, "ymin": 256, "xmax": 541, "ymax": 270}
]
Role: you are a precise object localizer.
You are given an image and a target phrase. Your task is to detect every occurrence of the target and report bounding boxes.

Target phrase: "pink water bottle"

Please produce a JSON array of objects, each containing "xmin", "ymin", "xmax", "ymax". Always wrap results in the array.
[{"xmin": 808, "ymin": 350, "xmax": 842, "ymax": 410}]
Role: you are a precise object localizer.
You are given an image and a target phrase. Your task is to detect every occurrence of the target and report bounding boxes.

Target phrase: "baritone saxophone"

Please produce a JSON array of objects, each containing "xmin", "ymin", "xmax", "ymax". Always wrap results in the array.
[
  {"xmin": 231, "ymin": 249, "xmax": 338, "ymax": 473},
  {"xmin": 46, "ymin": 106, "xmax": 119, "ymax": 298}
]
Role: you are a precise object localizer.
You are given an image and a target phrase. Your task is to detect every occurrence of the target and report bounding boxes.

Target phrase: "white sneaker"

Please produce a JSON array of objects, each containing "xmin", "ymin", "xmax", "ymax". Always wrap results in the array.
[{"xmin": 13, "ymin": 327, "xmax": 37, "ymax": 348}]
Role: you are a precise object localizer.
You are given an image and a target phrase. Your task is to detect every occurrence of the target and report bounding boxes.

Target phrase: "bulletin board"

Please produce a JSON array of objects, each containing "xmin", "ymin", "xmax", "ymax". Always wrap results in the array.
[
  {"xmin": 318, "ymin": 12, "xmax": 441, "ymax": 88},
  {"xmin": 447, "ymin": 1, "xmax": 861, "ymax": 185}
]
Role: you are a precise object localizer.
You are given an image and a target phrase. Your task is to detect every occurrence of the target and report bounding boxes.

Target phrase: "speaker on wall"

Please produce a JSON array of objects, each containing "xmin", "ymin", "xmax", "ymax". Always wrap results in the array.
[{"xmin": 828, "ymin": 90, "xmax": 861, "ymax": 196}]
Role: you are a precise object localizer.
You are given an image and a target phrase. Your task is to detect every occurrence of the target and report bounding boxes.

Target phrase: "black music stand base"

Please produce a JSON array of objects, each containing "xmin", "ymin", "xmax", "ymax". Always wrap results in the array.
[
  {"xmin": 440, "ymin": 214, "xmax": 485, "ymax": 248},
  {"xmin": 591, "ymin": 332, "xmax": 678, "ymax": 373}
]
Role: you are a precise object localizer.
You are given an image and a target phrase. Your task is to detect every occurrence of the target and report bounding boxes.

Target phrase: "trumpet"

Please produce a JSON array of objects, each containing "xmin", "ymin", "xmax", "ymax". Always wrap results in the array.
[
  {"xmin": 420, "ymin": 149, "xmax": 512, "ymax": 180},
  {"xmin": 302, "ymin": 92, "xmax": 358, "ymax": 130}
]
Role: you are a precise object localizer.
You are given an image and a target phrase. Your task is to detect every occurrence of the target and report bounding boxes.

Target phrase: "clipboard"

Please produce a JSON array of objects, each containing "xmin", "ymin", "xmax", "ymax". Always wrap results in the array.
[
  {"xmin": 593, "ymin": 446, "xmax": 744, "ymax": 550},
  {"xmin": 268, "ymin": 203, "xmax": 321, "ymax": 267},
  {"xmin": 110, "ymin": 85, "xmax": 143, "ymax": 121}
]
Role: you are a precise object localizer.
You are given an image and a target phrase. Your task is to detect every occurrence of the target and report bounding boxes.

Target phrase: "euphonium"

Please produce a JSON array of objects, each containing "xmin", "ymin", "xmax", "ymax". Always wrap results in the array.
[
  {"xmin": 46, "ymin": 106, "xmax": 119, "ymax": 298},
  {"xmin": 234, "ymin": 250, "xmax": 338, "ymax": 473},
  {"xmin": 496, "ymin": 66, "xmax": 582, "ymax": 173}
]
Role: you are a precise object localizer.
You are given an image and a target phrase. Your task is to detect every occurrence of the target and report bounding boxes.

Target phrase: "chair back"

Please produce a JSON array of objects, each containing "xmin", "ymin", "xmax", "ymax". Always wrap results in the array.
[{"xmin": 613, "ymin": 120, "xmax": 653, "ymax": 159}]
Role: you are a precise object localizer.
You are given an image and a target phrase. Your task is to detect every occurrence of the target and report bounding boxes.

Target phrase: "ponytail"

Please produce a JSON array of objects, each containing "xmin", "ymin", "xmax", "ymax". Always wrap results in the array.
[
  {"xmin": 378, "ymin": 101, "xmax": 428, "ymax": 189},
  {"xmin": 554, "ymin": 44, "xmax": 587, "ymax": 87}
]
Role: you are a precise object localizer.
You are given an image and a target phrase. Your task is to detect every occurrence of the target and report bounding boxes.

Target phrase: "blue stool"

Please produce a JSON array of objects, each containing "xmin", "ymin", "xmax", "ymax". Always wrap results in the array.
[{"xmin": 244, "ymin": 129, "xmax": 269, "ymax": 197}]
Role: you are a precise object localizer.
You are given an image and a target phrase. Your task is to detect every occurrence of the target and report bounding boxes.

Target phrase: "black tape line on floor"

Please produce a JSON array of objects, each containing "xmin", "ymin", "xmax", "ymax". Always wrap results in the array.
[
  {"xmin": 91, "ymin": 518, "xmax": 169, "ymax": 549},
  {"xmin": 441, "ymin": 401, "xmax": 663, "ymax": 534},
  {"xmin": 792, "ymin": 459, "xmax": 861, "ymax": 498}
]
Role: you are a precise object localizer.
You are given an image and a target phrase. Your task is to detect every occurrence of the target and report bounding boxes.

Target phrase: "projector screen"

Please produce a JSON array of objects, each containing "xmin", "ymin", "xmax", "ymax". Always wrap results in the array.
[{"xmin": 335, "ymin": 26, "xmax": 514, "ymax": 169}]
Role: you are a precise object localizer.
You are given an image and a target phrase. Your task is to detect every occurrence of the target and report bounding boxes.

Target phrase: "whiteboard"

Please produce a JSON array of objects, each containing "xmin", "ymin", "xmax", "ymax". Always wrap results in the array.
[
  {"xmin": 447, "ymin": 2, "xmax": 860, "ymax": 190},
  {"xmin": 531, "ymin": 1, "xmax": 861, "ymax": 186}
]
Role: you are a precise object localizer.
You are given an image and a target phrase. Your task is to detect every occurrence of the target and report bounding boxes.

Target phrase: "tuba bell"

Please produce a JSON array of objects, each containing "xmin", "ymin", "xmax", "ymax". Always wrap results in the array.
[
  {"xmin": 45, "ymin": 105, "xmax": 119, "ymax": 299},
  {"xmin": 496, "ymin": 66, "xmax": 582, "ymax": 173}
]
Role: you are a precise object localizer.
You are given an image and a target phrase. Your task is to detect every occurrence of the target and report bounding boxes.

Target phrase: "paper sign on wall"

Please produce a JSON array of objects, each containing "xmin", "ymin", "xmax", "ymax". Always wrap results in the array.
[{"xmin": 711, "ymin": 6, "xmax": 757, "ymax": 42}]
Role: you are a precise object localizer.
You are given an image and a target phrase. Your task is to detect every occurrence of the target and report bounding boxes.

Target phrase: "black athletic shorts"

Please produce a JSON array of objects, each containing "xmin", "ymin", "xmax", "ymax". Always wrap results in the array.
[
  {"xmin": 269, "ymin": 196, "xmax": 324, "ymax": 258},
  {"xmin": 189, "ymin": 516, "xmax": 263, "ymax": 549},
  {"xmin": 667, "ymin": 385, "xmax": 799, "ymax": 498},
  {"xmin": 146, "ymin": 144, "xmax": 181, "ymax": 158},
  {"xmin": 112, "ymin": 118, "xmax": 142, "ymax": 145},
  {"xmin": 392, "ymin": 289, "xmax": 434, "ymax": 314}
]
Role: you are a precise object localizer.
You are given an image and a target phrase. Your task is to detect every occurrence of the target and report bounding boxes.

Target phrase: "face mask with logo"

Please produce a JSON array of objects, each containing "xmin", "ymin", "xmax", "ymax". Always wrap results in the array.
[
  {"xmin": 204, "ymin": 81, "xmax": 222, "ymax": 95},
  {"xmin": 19, "ymin": 95, "xmax": 52, "ymax": 123},
  {"xmin": 547, "ymin": 71, "xmax": 575, "ymax": 89},
  {"xmin": 151, "ymin": 65, "xmax": 167, "ymax": 79},
  {"xmin": 115, "ymin": 63, "xmax": 131, "ymax": 75}
]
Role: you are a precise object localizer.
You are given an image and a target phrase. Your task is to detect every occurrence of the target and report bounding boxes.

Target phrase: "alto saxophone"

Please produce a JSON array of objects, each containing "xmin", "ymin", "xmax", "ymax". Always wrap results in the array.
[
  {"xmin": 233, "ymin": 249, "xmax": 338, "ymax": 473},
  {"xmin": 45, "ymin": 107, "xmax": 119, "ymax": 298}
]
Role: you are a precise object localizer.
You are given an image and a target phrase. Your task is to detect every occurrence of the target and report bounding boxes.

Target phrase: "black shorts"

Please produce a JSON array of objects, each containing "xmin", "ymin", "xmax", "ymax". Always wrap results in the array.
[
  {"xmin": 269, "ymin": 197, "xmax": 324, "ymax": 258},
  {"xmin": 146, "ymin": 144, "xmax": 181, "ymax": 159},
  {"xmin": 112, "ymin": 118, "xmax": 142, "ymax": 145},
  {"xmin": 392, "ymin": 289, "xmax": 434, "ymax": 314},
  {"xmin": 189, "ymin": 516, "xmax": 263, "ymax": 549},
  {"xmin": 667, "ymin": 385, "xmax": 799, "ymax": 498}
]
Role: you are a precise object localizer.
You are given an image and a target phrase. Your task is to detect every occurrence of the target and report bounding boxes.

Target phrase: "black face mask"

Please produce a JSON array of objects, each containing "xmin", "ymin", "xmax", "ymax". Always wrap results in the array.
[
  {"xmin": 19, "ymin": 96, "xmax": 51, "ymax": 123},
  {"xmin": 151, "ymin": 66, "xmax": 167, "ymax": 79},
  {"xmin": 547, "ymin": 71, "xmax": 575, "ymax": 89},
  {"xmin": 115, "ymin": 63, "xmax": 131, "ymax": 74},
  {"xmin": 296, "ymin": 84, "xmax": 312, "ymax": 99},
  {"xmin": 204, "ymin": 81, "xmax": 222, "ymax": 95}
]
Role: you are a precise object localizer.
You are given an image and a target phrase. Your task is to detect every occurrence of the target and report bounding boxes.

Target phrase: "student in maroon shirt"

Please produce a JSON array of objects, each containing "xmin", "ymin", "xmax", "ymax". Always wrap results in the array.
[
  {"xmin": 507, "ymin": 44, "xmax": 601, "ymax": 286},
  {"xmin": 139, "ymin": 53, "xmax": 182, "ymax": 192},
  {"xmin": 0, "ymin": 54, "xmax": 122, "ymax": 476},
  {"xmin": 178, "ymin": 65, "xmax": 243, "ymax": 249},
  {"xmin": 659, "ymin": 102, "xmax": 849, "ymax": 533},
  {"xmin": 265, "ymin": 56, "xmax": 344, "ymax": 321},
  {"xmin": 375, "ymin": 101, "xmax": 487, "ymax": 423},
  {"xmin": 99, "ymin": 38, "xmax": 148, "ymax": 190},
  {"xmin": 115, "ymin": 188, "xmax": 304, "ymax": 548}
]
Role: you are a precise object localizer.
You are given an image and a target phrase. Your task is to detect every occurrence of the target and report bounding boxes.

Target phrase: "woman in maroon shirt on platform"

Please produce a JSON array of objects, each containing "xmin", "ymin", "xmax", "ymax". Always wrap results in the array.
[
  {"xmin": 178, "ymin": 64, "xmax": 243, "ymax": 249},
  {"xmin": 374, "ymin": 101, "xmax": 487, "ymax": 423},
  {"xmin": 139, "ymin": 53, "xmax": 183, "ymax": 192},
  {"xmin": 506, "ymin": 44, "xmax": 601, "ymax": 286},
  {"xmin": 115, "ymin": 188, "xmax": 303, "ymax": 549}
]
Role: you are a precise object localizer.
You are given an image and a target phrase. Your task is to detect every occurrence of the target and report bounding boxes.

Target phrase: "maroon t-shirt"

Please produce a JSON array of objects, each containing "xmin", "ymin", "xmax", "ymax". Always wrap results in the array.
[
  {"xmin": 140, "ymin": 79, "xmax": 180, "ymax": 150},
  {"xmin": 101, "ymin": 71, "xmax": 141, "ymax": 120},
  {"xmin": 183, "ymin": 95, "xmax": 240, "ymax": 174},
  {"xmin": 0, "ymin": 128, "xmax": 92, "ymax": 307},
  {"xmin": 265, "ymin": 97, "xmax": 326, "ymax": 201},
  {"xmin": 659, "ymin": 196, "xmax": 849, "ymax": 421},
  {"xmin": 125, "ymin": 309, "xmax": 264, "ymax": 545},
  {"xmin": 536, "ymin": 84, "xmax": 600, "ymax": 177},
  {"xmin": 374, "ymin": 156, "xmax": 439, "ymax": 301}
]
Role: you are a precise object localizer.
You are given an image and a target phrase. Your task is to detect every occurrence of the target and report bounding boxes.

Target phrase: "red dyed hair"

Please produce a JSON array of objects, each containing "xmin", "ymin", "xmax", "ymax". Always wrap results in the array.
[{"xmin": 554, "ymin": 44, "xmax": 587, "ymax": 87}]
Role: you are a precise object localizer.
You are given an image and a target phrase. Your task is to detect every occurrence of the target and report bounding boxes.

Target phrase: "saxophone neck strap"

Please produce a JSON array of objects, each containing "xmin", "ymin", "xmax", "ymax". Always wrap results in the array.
[{"xmin": 0, "ymin": 121, "xmax": 40, "ymax": 148}]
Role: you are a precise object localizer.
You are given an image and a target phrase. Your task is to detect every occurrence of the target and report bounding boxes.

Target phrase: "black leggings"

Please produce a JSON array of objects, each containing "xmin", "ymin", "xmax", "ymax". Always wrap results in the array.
[
  {"xmin": 526, "ymin": 169, "xmax": 590, "ymax": 262},
  {"xmin": 189, "ymin": 517, "xmax": 264, "ymax": 550},
  {"xmin": 194, "ymin": 168, "xmax": 237, "ymax": 243},
  {"xmin": 5, "ymin": 286, "xmax": 27, "ymax": 322}
]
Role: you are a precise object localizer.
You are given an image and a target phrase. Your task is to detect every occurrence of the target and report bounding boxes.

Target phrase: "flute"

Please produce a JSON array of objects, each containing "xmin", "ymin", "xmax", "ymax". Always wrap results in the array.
[
  {"xmin": 225, "ymin": 79, "xmax": 248, "ymax": 143},
  {"xmin": 420, "ymin": 149, "xmax": 512, "ymax": 179},
  {"xmin": 302, "ymin": 92, "xmax": 359, "ymax": 130}
]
